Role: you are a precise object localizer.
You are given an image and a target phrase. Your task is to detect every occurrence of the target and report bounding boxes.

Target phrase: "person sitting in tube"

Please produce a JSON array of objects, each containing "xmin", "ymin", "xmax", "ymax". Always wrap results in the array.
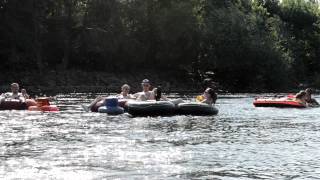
[
  {"xmin": 196, "ymin": 88, "xmax": 217, "ymax": 105},
  {"xmin": 117, "ymin": 84, "xmax": 135, "ymax": 99},
  {"xmin": 83, "ymin": 95, "xmax": 106, "ymax": 112},
  {"xmin": 0, "ymin": 83, "xmax": 26, "ymax": 105},
  {"xmin": 295, "ymin": 91, "xmax": 307, "ymax": 106},
  {"xmin": 134, "ymin": 79, "xmax": 155, "ymax": 101},
  {"xmin": 83, "ymin": 84, "xmax": 134, "ymax": 112},
  {"xmin": 153, "ymin": 86, "xmax": 168, "ymax": 101},
  {"xmin": 305, "ymin": 88, "xmax": 319, "ymax": 107},
  {"xmin": 21, "ymin": 88, "xmax": 30, "ymax": 99}
]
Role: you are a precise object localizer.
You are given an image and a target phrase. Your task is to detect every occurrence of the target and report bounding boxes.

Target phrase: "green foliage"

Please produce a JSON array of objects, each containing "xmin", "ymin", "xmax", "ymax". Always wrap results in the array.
[{"xmin": 1, "ymin": 0, "xmax": 320, "ymax": 91}]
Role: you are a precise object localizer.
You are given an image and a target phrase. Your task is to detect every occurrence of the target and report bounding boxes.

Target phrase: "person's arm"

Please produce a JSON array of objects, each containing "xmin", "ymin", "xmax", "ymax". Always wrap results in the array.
[
  {"xmin": 133, "ymin": 92, "xmax": 140, "ymax": 99},
  {"xmin": 311, "ymin": 98, "xmax": 319, "ymax": 105},
  {"xmin": 161, "ymin": 95, "xmax": 169, "ymax": 101},
  {"xmin": 201, "ymin": 99, "xmax": 209, "ymax": 104},
  {"xmin": 18, "ymin": 94, "xmax": 26, "ymax": 103},
  {"xmin": 3, "ymin": 93, "xmax": 11, "ymax": 98},
  {"xmin": 201, "ymin": 98, "xmax": 213, "ymax": 105},
  {"xmin": 149, "ymin": 91, "xmax": 155, "ymax": 100},
  {"xmin": 128, "ymin": 94, "xmax": 136, "ymax": 99},
  {"xmin": 116, "ymin": 94, "xmax": 122, "ymax": 99},
  {"xmin": 0, "ymin": 94, "xmax": 5, "ymax": 104}
]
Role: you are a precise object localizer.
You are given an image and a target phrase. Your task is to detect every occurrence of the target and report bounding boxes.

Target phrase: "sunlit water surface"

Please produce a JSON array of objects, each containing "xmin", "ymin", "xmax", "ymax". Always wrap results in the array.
[{"xmin": 1, "ymin": 94, "xmax": 320, "ymax": 179}]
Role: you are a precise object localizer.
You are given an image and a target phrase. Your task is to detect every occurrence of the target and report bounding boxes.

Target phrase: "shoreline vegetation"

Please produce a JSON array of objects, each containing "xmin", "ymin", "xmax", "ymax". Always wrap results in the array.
[
  {"xmin": 0, "ymin": 70, "xmax": 202, "ymax": 95},
  {"xmin": 0, "ymin": 70, "xmax": 313, "ymax": 95},
  {"xmin": 1, "ymin": 1, "xmax": 320, "ymax": 93}
]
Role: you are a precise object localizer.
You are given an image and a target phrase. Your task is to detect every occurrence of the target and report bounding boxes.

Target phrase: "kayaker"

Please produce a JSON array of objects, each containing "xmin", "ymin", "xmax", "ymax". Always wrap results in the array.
[
  {"xmin": 134, "ymin": 79, "xmax": 155, "ymax": 101},
  {"xmin": 0, "ymin": 83, "xmax": 26, "ymax": 105},
  {"xmin": 305, "ymin": 88, "xmax": 319, "ymax": 106}
]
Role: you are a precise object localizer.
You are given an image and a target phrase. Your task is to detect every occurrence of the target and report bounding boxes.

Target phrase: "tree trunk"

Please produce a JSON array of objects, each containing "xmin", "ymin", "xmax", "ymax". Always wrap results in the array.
[
  {"xmin": 33, "ymin": 0, "xmax": 43, "ymax": 74},
  {"xmin": 62, "ymin": 0, "xmax": 73, "ymax": 70}
]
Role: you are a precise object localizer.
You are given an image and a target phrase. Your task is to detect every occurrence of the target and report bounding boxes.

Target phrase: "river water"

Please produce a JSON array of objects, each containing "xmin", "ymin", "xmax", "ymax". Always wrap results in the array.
[{"xmin": 0, "ymin": 94, "xmax": 320, "ymax": 179}]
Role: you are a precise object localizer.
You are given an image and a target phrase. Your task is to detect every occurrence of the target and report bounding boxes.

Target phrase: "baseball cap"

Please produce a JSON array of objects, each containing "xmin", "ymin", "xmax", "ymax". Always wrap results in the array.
[{"xmin": 141, "ymin": 79, "xmax": 150, "ymax": 84}]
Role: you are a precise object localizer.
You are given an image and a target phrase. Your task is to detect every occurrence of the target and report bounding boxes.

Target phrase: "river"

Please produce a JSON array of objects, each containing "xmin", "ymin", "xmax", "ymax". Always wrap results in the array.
[{"xmin": 1, "ymin": 94, "xmax": 320, "ymax": 179}]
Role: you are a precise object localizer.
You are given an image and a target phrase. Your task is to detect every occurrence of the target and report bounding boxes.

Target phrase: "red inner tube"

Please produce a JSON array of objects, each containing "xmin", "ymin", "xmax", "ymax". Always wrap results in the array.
[
  {"xmin": 28, "ymin": 105, "xmax": 59, "ymax": 112},
  {"xmin": 254, "ymin": 98, "xmax": 306, "ymax": 108}
]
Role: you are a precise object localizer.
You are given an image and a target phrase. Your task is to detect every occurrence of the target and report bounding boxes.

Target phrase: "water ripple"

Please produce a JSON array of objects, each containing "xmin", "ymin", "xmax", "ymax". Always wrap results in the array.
[{"xmin": 0, "ymin": 94, "xmax": 320, "ymax": 179}]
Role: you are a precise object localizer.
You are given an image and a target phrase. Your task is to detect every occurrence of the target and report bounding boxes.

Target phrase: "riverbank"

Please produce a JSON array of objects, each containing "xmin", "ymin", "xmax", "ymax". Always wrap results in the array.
[
  {"xmin": 0, "ymin": 70, "xmax": 314, "ymax": 95},
  {"xmin": 0, "ymin": 70, "xmax": 203, "ymax": 95}
]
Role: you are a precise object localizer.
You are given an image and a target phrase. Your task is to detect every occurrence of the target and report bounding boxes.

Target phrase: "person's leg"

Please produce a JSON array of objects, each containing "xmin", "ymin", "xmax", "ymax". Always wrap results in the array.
[
  {"xmin": 170, "ymin": 98, "xmax": 184, "ymax": 105},
  {"xmin": 82, "ymin": 96, "xmax": 105, "ymax": 112},
  {"xmin": 0, "ymin": 97, "xmax": 5, "ymax": 105},
  {"xmin": 89, "ymin": 96, "xmax": 106, "ymax": 112},
  {"xmin": 88, "ymin": 96, "xmax": 103, "ymax": 107}
]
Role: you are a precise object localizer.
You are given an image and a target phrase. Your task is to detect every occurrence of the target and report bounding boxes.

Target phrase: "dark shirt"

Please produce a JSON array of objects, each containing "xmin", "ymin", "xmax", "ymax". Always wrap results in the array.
[{"xmin": 306, "ymin": 98, "xmax": 319, "ymax": 106}]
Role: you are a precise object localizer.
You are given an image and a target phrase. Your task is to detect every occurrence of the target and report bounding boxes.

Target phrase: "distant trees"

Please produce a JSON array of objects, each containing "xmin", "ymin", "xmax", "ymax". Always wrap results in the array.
[{"xmin": 0, "ymin": 0, "xmax": 320, "ymax": 91}]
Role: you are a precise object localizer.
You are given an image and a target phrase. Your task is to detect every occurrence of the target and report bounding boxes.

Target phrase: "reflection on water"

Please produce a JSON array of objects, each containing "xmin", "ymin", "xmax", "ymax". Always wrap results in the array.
[{"xmin": 1, "ymin": 93, "xmax": 320, "ymax": 179}]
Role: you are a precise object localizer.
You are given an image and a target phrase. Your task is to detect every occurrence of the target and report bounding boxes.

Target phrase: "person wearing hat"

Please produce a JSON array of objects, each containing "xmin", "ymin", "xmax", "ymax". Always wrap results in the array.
[
  {"xmin": 134, "ymin": 79, "xmax": 155, "ymax": 101},
  {"xmin": 305, "ymin": 88, "xmax": 319, "ymax": 106}
]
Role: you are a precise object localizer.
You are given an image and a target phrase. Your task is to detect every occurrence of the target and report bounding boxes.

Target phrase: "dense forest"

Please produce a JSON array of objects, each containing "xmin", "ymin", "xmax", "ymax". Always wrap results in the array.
[{"xmin": 1, "ymin": 0, "xmax": 320, "ymax": 93}]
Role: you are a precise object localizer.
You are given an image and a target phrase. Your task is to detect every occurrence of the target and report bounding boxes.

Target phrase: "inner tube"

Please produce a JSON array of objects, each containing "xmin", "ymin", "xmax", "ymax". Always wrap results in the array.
[
  {"xmin": 98, "ymin": 106, "xmax": 124, "ymax": 115},
  {"xmin": 28, "ymin": 105, "xmax": 59, "ymax": 112},
  {"xmin": 126, "ymin": 101, "xmax": 175, "ymax": 116},
  {"xmin": 0, "ymin": 99, "xmax": 28, "ymax": 110},
  {"xmin": 118, "ymin": 99, "xmax": 128, "ymax": 108},
  {"xmin": 178, "ymin": 102, "xmax": 219, "ymax": 116},
  {"xmin": 97, "ymin": 97, "xmax": 125, "ymax": 115},
  {"xmin": 253, "ymin": 98, "xmax": 306, "ymax": 108},
  {"xmin": 36, "ymin": 97, "xmax": 50, "ymax": 106},
  {"xmin": 105, "ymin": 97, "xmax": 118, "ymax": 107},
  {"xmin": 26, "ymin": 99, "xmax": 37, "ymax": 107}
]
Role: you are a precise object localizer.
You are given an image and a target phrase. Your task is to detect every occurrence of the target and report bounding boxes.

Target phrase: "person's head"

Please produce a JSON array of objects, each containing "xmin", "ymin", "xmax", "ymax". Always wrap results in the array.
[
  {"xmin": 296, "ymin": 91, "xmax": 307, "ymax": 100},
  {"xmin": 21, "ymin": 89, "xmax": 27, "ymax": 94},
  {"xmin": 305, "ymin": 88, "xmax": 313, "ymax": 95},
  {"xmin": 121, "ymin": 84, "xmax": 130, "ymax": 95},
  {"xmin": 305, "ymin": 88, "xmax": 313, "ymax": 100},
  {"xmin": 11, "ymin": 83, "xmax": 19, "ymax": 94},
  {"xmin": 204, "ymin": 88, "xmax": 217, "ymax": 103},
  {"xmin": 153, "ymin": 86, "xmax": 162, "ymax": 101},
  {"xmin": 141, "ymin": 79, "xmax": 151, "ymax": 92}
]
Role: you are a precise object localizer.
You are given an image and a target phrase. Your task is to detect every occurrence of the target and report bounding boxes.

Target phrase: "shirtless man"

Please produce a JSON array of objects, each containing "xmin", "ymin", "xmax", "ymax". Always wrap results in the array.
[
  {"xmin": 134, "ymin": 79, "xmax": 155, "ymax": 101},
  {"xmin": 0, "ymin": 83, "xmax": 26, "ymax": 104}
]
